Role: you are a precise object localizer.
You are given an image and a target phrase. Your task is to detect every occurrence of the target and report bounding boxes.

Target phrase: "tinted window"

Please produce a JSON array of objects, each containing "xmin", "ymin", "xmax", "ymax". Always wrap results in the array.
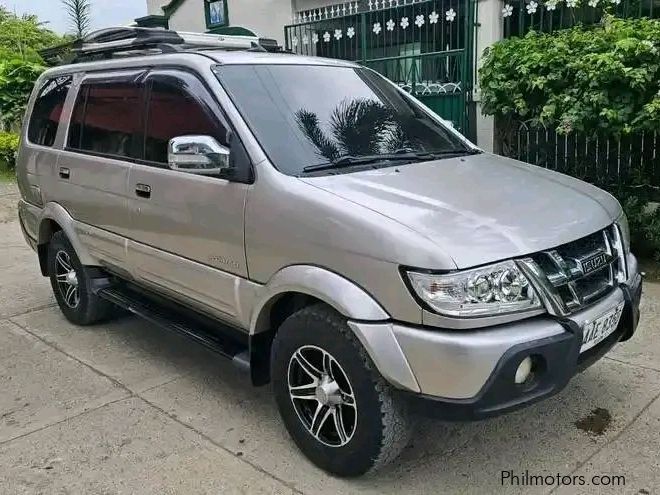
[
  {"xmin": 215, "ymin": 65, "xmax": 469, "ymax": 176},
  {"xmin": 145, "ymin": 77, "xmax": 228, "ymax": 164},
  {"xmin": 28, "ymin": 76, "xmax": 72, "ymax": 147},
  {"xmin": 69, "ymin": 82, "xmax": 142, "ymax": 159}
]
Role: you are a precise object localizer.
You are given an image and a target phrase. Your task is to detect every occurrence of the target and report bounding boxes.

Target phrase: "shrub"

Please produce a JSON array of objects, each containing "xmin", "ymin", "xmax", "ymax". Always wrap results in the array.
[
  {"xmin": 0, "ymin": 132, "xmax": 19, "ymax": 171},
  {"xmin": 479, "ymin": 16, "xmax": 660, "ymax": 135},
  {"xmin": 0, "ymin": 59, "xmax": 44, "ymax": 130},
  {"xmin": 480, "ymin": 16, "xmax": 660, "ymax": 259}
]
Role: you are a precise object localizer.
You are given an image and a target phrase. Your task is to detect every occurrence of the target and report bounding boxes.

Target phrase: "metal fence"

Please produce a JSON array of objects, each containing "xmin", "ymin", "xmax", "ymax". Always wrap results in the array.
[
  {"xmin": 285, "ymin": 0, "xmax": 477, "ymax": 134},
  {"xmin": 501, "ymin": 122, "xmax": 660, "ymax": 193},
  {"xmin": 502, "ymin": 0, "xmax": 659, "ymax": 37}
]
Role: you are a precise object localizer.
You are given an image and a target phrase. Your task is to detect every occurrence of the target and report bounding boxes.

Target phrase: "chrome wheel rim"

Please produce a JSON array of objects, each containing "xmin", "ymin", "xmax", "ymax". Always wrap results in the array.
[
  {"xmin": 288, "ymin": 345, "xmax": 357, "ymax": 447},
  {"xmin": 55, "ymin": 250, "xmax": 80, "ymax": 309}
]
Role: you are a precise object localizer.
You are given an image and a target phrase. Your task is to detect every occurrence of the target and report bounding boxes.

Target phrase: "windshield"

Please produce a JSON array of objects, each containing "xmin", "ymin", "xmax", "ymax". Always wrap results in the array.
[{"xmin": 214, "ymin": 64, "xmax": 472, "ymax": 176}]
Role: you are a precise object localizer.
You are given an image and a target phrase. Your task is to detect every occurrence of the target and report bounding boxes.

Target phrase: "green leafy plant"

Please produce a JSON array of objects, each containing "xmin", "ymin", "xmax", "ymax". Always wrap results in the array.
[
  {"xmin": 0, "ymin": 132, "xmax": 19, "ymax": 172},
  {"xmin": 480, "ymin": 16, "xmax": 660, "ymax": 260},
  {"xmin": 0, "ymin": 8, "xmax": 62, "ymax": 62},
  {"xmin": 0, "ymin": 59, "xmax": 44, "ymax": 131},
  {"xmin": 480, "ymin": 16, "xmax": 660, "ymax": 136}
]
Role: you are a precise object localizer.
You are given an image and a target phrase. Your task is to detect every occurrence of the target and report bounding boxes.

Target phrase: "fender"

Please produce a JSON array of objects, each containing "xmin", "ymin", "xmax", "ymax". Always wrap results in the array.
[
  {"xmin": 38, "ymin": 202, "xmax": 99, "ymax": 266},
  {"xmin": 249, "ymin": 265, "xmax": 390, "ymax": 335}
]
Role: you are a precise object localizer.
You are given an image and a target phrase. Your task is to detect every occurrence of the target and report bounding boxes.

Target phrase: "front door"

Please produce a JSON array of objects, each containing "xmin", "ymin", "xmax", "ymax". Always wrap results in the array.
[{"xmin": 126, "ymin": 70, "xmax": 250, "ymax": 325}]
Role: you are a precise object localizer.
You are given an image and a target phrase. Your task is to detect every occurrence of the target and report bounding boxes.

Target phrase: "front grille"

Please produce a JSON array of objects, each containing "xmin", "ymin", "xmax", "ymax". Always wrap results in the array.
[{"xmin": 522, "ymin": 225, "xmax": 626, "ymax": 315}]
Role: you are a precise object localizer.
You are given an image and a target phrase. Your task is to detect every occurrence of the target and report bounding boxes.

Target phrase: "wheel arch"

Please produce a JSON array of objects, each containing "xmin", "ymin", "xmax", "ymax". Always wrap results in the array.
[
  {"xmin": 36, "ymin": 203, "xmax": 97, "ymax": 275},
  {"xmin": 248, "ymin": 265, "xmax": 390, "ymax": 386}
]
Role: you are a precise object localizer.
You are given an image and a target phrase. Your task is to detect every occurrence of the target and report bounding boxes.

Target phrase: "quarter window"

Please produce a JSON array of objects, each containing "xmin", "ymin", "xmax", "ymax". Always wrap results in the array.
[
  {"xmin": 68, "ymin": 82, "xmax": 143, "ymax": 159},
  {"xmin": 145, "ymin": 78, "xmax": 228, "ymax": 164},
  {"xmin": 27, "ymin": 76, "xmax": 73, "ymax": 147}
]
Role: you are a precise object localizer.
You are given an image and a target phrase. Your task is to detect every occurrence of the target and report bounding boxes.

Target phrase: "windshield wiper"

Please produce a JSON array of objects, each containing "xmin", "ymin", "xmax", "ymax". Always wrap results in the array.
[
  {"xmin": 302, "ymin": 152, "xmax": 426, "ymax": 173},
  {"xmin": 428, "ymin": 148, "xmax": 482, "ymax": 156},
  {"xmin": 301, "ymin": 148, "xmax": 482, "ymax": 174}
]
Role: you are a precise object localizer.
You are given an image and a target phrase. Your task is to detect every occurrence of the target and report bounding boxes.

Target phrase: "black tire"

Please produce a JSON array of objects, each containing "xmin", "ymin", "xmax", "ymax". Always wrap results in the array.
[
  {"xmin": 47, "ymin": 231, "xmax": 112, "ymax": 325},
  {"xmin": 271, "ymin": 304, "xmax": 411, "ymax": 477}
]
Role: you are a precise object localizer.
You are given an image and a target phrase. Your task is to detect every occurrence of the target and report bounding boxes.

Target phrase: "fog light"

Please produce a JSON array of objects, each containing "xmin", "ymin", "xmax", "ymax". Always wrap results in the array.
[{"xmin": 515, "ymin": 357, "xmax": 533, "ymax": 384}]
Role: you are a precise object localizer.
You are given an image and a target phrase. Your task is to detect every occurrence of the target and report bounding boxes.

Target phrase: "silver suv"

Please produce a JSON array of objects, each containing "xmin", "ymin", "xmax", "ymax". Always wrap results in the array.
[{"xmin": 17, "ymin": 28, "xmax": 642, "ymax": 476}]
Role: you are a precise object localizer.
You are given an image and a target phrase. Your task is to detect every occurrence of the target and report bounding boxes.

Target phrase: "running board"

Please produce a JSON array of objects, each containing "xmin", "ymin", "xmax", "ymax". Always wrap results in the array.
[{"xmin": 97, "ymin": 285, "xmax": 250, "ymax": 371}]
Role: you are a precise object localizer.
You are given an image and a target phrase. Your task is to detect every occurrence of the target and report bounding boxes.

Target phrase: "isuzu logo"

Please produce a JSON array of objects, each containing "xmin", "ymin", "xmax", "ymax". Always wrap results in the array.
[{"xmin": 578, "ymin": 252, "xmax": 608, "ymax": 275}]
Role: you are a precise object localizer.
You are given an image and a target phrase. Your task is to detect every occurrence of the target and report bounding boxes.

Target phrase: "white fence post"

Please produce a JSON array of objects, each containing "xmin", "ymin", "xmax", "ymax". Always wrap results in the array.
[{"xmin": 474, "ymin": 0, "xmax": 503, "ymax": 152}]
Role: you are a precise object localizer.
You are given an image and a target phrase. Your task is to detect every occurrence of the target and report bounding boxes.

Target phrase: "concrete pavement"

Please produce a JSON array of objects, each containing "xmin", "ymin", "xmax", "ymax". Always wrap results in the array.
[{"xmin": 1, "ymin": 181, "xmax": 659, "ymax": 494}]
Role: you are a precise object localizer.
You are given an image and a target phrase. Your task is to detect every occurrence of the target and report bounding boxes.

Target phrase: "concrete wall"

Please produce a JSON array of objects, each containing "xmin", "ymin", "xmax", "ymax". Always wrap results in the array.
[
  {"xmin": 168, "ymin": 0, "xmax": 207, "ymax": 33},
  {"xmin": 473, "ymin": 0, "xmax": 503, "ymax": 151},
  {"xmin": 147, "ymin": 0, "xmax": 169, "ymax": 15},
  {"xmin": 147, "ymin": 0, "xmax": 294, "ymax": 43},
  {"xmin": 228, "ymin": 0, "xmax": 293, "ymax": 42}
]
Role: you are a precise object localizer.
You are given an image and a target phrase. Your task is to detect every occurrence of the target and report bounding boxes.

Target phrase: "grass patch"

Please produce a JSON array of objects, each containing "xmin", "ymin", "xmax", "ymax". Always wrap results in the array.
[{"xmin": 0, "ymin": 169, "xmax": 15, "ymax": 182}]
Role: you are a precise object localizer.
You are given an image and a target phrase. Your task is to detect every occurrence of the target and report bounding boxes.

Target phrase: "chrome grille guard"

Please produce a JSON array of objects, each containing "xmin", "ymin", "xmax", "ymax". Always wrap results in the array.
[{"xmin": 517, "ymin": 225, "xmax": 628, "ymax": 317}]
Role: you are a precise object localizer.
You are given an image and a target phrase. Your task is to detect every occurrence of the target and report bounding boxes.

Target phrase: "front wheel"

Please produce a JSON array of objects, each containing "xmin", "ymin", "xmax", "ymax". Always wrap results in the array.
[{"xmin": 271, "ymin": 304, "xmax": 411, "ymax": 477}]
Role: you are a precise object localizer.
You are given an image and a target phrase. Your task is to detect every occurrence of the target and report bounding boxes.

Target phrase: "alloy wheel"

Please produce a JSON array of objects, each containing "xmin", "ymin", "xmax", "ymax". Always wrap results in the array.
[
  {"xmin": 287, "ymin": 345, "xmax": 357, "ymax": 447},
  {"xmin": 54, "ymin": 250, "xmax": 80, "ymax": 309}
]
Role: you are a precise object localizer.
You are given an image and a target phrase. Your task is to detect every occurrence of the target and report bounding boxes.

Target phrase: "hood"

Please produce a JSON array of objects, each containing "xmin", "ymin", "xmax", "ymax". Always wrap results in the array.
[{"xmin": 300, "ymin": 153, "xmax": 621, "ymax": 269}]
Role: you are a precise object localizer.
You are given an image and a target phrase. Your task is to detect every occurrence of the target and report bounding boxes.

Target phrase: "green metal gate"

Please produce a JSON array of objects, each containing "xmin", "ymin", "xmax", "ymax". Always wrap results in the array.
[{"xmin": 284, "ymin": 0, "xmax": 476, "ymax": 135}]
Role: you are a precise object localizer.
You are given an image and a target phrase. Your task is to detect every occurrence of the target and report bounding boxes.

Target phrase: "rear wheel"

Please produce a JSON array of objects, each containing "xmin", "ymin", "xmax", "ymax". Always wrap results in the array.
[
  {"xmin": 271, "ymin": 304, "xmax": 411, "ymax": 476},
  {"xmin": 47, "ymin": 231, "xmax": 112, "ymax": 325}
]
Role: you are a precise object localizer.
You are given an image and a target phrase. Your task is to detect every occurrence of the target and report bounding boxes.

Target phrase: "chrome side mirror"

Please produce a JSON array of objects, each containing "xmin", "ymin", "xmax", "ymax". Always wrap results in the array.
[{"xmin": 168, "ymin": 135, "xmax": 230, "ymax": 176}]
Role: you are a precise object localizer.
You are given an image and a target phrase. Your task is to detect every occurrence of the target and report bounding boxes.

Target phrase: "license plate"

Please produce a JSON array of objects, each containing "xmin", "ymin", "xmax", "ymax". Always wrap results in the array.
[{"xmin": 580, "ymin": 302, "xmax": 624, "ymax": 353}]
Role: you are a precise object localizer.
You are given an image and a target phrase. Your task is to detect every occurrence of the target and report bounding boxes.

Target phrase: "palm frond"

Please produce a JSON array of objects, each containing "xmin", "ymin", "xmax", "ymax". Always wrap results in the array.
[
  {"xmin": 294, "ymin": 109, "xmax": 340, "ymax": 162},
  {"xmin": 329, "ymin": 98, "xmax": 393, "ymax": 156},
  {"xmin": 61, "ymin": 0, "xmax": 92, "ymax": 38}
]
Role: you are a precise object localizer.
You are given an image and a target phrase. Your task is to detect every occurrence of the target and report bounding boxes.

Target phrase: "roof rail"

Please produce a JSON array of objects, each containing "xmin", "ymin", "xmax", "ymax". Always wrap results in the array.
[{"xmin": 42, "ymin": 27, "xmax": 284, "ymax": 65}]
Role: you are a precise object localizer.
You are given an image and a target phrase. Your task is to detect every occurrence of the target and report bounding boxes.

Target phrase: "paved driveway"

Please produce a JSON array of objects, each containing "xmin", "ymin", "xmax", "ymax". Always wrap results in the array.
[{"xmin": 1, "ymin": 182, "xmax": 659, "ymax": 494}]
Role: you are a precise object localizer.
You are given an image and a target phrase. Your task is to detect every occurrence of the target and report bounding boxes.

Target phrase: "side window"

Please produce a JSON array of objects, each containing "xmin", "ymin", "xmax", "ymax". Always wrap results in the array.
[
  {"xmin": 27, "ymin": 75, "xmax": 73, "ymax": 147},
  {"xmin": 68, "ymin": 81, "xmax": 143, "ymax": 159},
  {"xmin": 145, "ymin": 77, "xmax": 228, "ymax": 164}
]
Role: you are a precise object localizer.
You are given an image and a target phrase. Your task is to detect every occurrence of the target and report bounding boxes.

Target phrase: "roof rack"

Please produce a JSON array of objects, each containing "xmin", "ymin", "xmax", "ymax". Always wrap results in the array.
[{"xmin": 42, "ymin": 27, "xmax": 284, "ymax": 65}]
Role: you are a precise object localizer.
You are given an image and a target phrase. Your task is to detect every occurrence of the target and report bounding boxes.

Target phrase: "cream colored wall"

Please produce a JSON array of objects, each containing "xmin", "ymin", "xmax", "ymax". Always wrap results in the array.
[
  {"xmin": 168, "ymin": 0, "xmax": 208, "ymax": 33},
  {"xmin": 147, "ymin": 0, "xmax": 170, "ymax": 15},
  {"xmin": 147, "ymin": 0, "xmax": 294, "ymax": 43},
  {"xmin": 226, "ymin": 0, "xmax": 293, "ymax": 42}
]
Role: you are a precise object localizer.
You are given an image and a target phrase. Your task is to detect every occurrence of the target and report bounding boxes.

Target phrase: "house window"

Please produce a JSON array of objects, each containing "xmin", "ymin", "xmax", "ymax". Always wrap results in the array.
[{"xmin": 206, "ymin": 0, "xmax": 229, "ymax": 29}]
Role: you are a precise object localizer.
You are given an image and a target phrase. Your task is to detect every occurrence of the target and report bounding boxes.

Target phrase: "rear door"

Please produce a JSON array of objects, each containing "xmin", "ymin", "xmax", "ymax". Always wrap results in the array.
[
  {"xmin": 54, "ymin": 72, "xmax": 145, "ymax": 273},
  {"xmin": 125, "ymin": 69, "xmax": 251, "ymax": 324},
  {"xmin": 18, "ymin": 75, "xmax": 73, "ymax": 239}
]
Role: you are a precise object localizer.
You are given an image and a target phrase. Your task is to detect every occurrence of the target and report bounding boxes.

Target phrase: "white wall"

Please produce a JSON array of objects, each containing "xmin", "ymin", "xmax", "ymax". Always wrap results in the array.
[
  {"xmin": 474, "ymin": 0, "xmax": 503, "ymax": 152},
  {"xmin": 150, "ymin": 0, "xmax": 293, "ymax": 43},
  {"xmin": 228, "ymin": 0, "xmax": 293, "ymax": 42},
  {"xmin": 168, "ymin": 0, "xmax": 208, "ymax": 33},
  {"xmin": 147, "ymin": 0, "xmax": 170, "ymax": 16}
]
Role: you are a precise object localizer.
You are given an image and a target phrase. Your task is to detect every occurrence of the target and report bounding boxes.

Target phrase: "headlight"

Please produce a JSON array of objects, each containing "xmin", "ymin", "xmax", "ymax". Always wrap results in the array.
[
  {"xmin": 406, "ymin": 260, "xmax": 542, "ymax": 318},
  {"xmin": 616, "ymin": 212, "xmax": 630, "ymax": 254}
]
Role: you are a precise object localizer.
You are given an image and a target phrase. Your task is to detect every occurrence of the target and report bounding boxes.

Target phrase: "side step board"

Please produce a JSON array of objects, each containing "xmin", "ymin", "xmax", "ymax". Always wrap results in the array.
[{"xmin": 97, "ymin": 285, "xmax": 251, "ymax": 372}]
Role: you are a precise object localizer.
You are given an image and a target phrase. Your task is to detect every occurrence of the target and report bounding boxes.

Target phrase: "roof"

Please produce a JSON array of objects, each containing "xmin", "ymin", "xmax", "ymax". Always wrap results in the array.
[
  {"xmin": 204, "ymin": 50, "xmax": 359, "ymax": 67},
  {"xmin": 40, "ymin": 50, "xmax": 359, "ymax": 80}
]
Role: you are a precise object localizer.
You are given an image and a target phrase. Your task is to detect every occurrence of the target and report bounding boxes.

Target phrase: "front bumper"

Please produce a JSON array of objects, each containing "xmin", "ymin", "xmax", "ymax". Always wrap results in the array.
[{"xmin": 348, "ymin": 257, "xmax": 642, "ymax": 420}]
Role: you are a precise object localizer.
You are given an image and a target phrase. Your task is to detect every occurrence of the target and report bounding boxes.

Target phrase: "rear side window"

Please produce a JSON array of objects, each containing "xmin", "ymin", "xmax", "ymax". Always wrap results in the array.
[
  {"xmin": 145, "ymin": 77, "xmax": 228, "ymax": 164},
  {"xmin": 68, "ymin": 81, "xmax": 143, "ymax": 159},
  {"xmin": 27, "ymin": 76, "xmax": 72, "ymax": 147}
]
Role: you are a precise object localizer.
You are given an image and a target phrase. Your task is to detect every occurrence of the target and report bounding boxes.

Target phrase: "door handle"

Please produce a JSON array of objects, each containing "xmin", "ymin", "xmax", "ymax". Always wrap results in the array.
[
  {"xmin": 135, "ymin": 183, "xmax": 152, "ymax": 198},
  {"xmin": 59, "ymin": 167, "xmax": 70, "ymax": 179}
]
